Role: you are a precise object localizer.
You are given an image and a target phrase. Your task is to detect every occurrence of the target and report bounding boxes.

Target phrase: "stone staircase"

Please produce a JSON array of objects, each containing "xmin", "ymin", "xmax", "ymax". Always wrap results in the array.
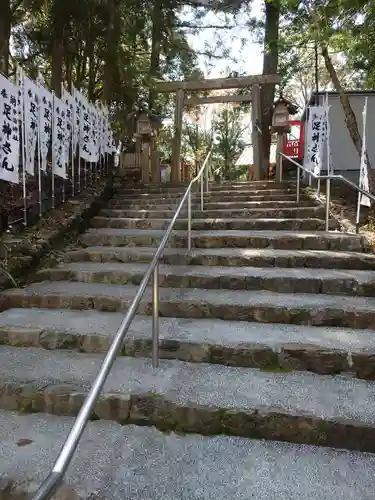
[{"xmin": 1, "ymin": 180, "xmax": 375, "ymax": 498}]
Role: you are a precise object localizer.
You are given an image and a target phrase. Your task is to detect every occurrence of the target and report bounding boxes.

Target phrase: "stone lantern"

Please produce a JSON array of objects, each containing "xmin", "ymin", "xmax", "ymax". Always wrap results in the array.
[
  {"xmin": 272, "ymin": 95, "xmax": 299, "ymax": 181},
  {"xmin": 272, "ymin": 97, "xmax": 291, "ymax": 134},
  {"xmin": 136, "ymin": 113, "xmax": 152, "ymax": 137}
]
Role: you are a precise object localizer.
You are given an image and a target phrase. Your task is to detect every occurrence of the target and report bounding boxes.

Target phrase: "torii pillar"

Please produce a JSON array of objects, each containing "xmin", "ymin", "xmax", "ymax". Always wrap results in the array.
[{"xmin": 171, "ymin": 89, "xmax": 184, "ymax": 183}]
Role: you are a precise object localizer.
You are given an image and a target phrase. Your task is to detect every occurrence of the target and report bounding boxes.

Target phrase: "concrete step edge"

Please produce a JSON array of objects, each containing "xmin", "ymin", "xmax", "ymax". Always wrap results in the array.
[
  {"xmin": 64, "ymin": 246, "xmax": 375, "ymax": 270},
  {"xmin": 0, "ymin": 409, "xmax": 372, "ymax": 500},
  {"xmin": 3, "ymin": 281, "xmax": 375, "ymax": 329},
  {"xmin": 0, "ymin": 346, "xmax": 374, "ymax": 452},
  {"xmin": 35, "ymin": 262, "xmax": 375, "ymax": 297},
  {"xmin": 1, "ymin": 310, "xmax": 375, "ymax": 378}
]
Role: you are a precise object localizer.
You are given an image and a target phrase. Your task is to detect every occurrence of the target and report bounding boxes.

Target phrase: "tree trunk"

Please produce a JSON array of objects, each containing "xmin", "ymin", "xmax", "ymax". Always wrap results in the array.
[
  {"xmin": 51, "ymin": 0, "xmax": 65, "ymax": 96},
  {"xmin": 102, "ymin": 0, "xmax": 120, "ymax": 103},
  {"xmin": 149, "ymin": 0, "xmax": 163, "ymax": 110},
  {"xmin": 321, "ymin": 44, "xmax": 373, "ymax": 186},
  {"xmin": 0, "ymin": 0, "xmax": 11, "ymax": 76},
  {"xmin": 260, "ymin": 0, "xmax": 280, "ymax": 179},
  {"xmin": 87, "ymin": 33, "xmax": 95, "ymax": 101}
]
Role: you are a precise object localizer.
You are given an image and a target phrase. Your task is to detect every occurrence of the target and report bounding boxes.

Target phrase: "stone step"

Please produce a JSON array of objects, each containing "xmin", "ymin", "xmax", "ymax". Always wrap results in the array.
[
  {"xmin": 109, "ymin": 193, "xmax": 306, "ymax": 208},
  {"xmin": 121, "ymin": 188, "xmax": 296, "ymax": 200},
  {"xmin": 108, "ymin": 200, "xmax": 319, "ymax": 210},
  {"xmin": 35, "ymin": 262, "xmax": 375, "ymax": 297},
  {"xmin": 1, "ymin": 308, "xmax": 375, "ymax": 377},
  {"xmin": 80, "ymin": 228, "xmax": 366, "ymax": 252},
  {"xmin": 3, "ymin": 281, "xmax": 375, "ymax": 329},
  {"xmin": 65, "ymin": 246, "xmax": 375, "ymax": 270},
  {"xmin": 118, "ymin": 181, "xmax": 291, "ymax": 194},
  {"xmin": 1, "ymin": 410, "xmax": 372, "ymax": 500},
  {"xmin": 0, "ymin": 346, "xmax": 374, "ymax": 452},
  {"xmin": 91, "ymin": 216, "xmax": 332, "ymax": 232},
  {"xmin": 101, "ymin": 205, "xmax": 326, "ymax": 219}
]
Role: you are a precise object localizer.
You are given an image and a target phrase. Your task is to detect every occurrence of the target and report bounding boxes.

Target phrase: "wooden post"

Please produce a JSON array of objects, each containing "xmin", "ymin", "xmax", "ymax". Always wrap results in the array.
[
  {"xmin": 151, "ymin": 149, "xmax": 161, "ymax": 183},
  {"xmin": 251, "ymin": 83, "xmax": 262, "ymax": 180},
  {"xmin": 171, "ymin": 89, "xmax": 184, "ymax": 183},
  {"xmin": 275, "ymin": 133, "xmax": 284, "ymax": 182},
  {"xmin": 141, "ymin": 142, "xmax": 151, "ymax": 183}
]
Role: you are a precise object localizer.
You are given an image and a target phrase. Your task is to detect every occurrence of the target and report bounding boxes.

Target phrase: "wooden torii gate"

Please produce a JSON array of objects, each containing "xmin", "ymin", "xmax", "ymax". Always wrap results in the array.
[{"xmin": 155, "ymin": 74, "xmax": 280, "ymax": 183}]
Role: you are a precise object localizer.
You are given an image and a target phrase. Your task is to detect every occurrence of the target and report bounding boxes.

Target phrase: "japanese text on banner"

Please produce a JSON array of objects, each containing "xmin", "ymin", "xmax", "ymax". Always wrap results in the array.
[
  {"xmin": 0, "ymin": 74, "xmax": 20, "ymax": 184},
  {"xmin": 23, "ymin": 75, "xmax": 39, "ymax": 175},
  {"xmin": 359, "ymin": 98, "xmax": 371, "ymax": 207},
  {"xmin": 79, "ymin": 95, "xmax": 92, "ymax": 161},
  {"xmin": 304, "ymin": 105, "xmax": 329, "ymax": 175},
  {"xmin": 62, "ymin": 88, "xmax": 74, "ymax": 162},
  {"xmin": 52, "ymin": 95, "xmax": 68, "ymax": 179},
  {"xmin": 38, "ymin": 85, "xmax": 52, "ymax": 172}
]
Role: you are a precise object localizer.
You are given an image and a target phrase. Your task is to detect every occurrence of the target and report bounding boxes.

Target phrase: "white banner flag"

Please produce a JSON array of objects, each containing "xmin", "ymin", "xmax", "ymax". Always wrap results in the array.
[
  {"xmin": 62, "ymin": 87, "xmax": 74, "ymax": 164},
  {"xmin": 98, "ymin": 105, "xmax": 106, "ymax": 159},
  {"xmin": 38, "ymin": 84, "xmax": 52, "ymax": 172},
  {"xmin": 89, "ymin": 104, "xmax": 99, "ymax": 163},
  {"xmin": 304, "ymin": 105, "xmax": 329, "ymax": 175},
  {"xmin": 104, "ymin": 110, "xmax": 116, "ymax": 154},
  {"xmin": 23, "ymin": 75, "xmax": 40, "ymax": 175},
  {"xmin": 79, "ymin": 95, "xmax": 93, "ymax": 161},
  {"xmin": 359, "ymin": 98, "xmax": 371, "ymax": 207},
  {"xmin": 52, "ymin": 95, "xmax": 68, "ymax": 179},
  {"xmin": 0, "ymin": 75, "xmax": 20, "ymax": 184},
  {"xmin": 72, "ymin": 87, "xmax": 82, "ymax": 155}
]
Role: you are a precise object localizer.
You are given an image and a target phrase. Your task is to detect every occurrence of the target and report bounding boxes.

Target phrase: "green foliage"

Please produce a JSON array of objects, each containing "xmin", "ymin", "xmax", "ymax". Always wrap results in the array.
[
  {"xmin": 2, "ymin": 0, "xmax": 203, "ymax": 136},
  {"xmin": 182, "ymin": 119, "xmax": 213, "ymax": 172},
  {"xmin": 211, "ymin": 106, "xmax": 246, "ymax": 180},
  {"xmin": 277, "ymin": 0, "xmax": 368, "ymax": 104}
]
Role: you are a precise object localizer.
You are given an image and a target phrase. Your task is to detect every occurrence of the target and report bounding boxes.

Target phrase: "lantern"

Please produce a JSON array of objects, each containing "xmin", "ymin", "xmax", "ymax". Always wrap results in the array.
[
  {"xmin": 136, "ymin": 113, "xmax": 152, "ymax": 135},
  {"xmin": 271, "ymin": 99, "xmax": 290, "ymax": 133}
]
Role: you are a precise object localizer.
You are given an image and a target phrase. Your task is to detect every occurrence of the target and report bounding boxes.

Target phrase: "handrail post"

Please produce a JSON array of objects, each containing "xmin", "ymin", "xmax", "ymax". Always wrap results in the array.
[
  {"xmin": 205, "ymin": 160, "xmax": 209, "ymax": 193},
  {"xmin": 200, "ymin": 172, "xmax": 204, "ymax": 211},
  {"xmin": 187, "ymin": 190, "xmax": 192, "ymax": 250},
  {"xmin": 325, "ymin": 178, "xmax": 330, "ymax": 232},
  {"xmin": 279, "ymin": 155, "xmax": 283, "ymax": 182},
  {"xmin": 356, "ymin": 190, "xmax": 361, "ymax": 234},
  {"xmin": 296, "ymin": 165, "xmax": 300, "ymax": 203},
  {"xmin": 152, "ymin": 264, "xmax": 159, "ymax": 368}
]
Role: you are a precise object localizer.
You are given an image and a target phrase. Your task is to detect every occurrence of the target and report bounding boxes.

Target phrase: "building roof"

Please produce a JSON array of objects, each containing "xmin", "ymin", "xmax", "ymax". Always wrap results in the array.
[
  {"xmin": 273, "ymin": 95, "xmax": 299, "ymax": 115},
  {"xmin": 301, "ymin": 89, "xmax": 375, "ymax": 121},
  {"xmin": 236, "ymin": 143, "xmax": 277, "ymax": 166}
]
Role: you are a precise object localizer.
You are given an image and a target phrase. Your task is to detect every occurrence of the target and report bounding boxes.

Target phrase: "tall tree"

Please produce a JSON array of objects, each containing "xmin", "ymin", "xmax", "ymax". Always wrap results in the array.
[
  {"xmin": 212, "ymin": 105, "xmax": 245, "ymax": 180},
  {"xmin": 261, "ymin": 0, "xmax": 280, "ymax": 179},
  {"xmin": 0, "ymin": 0, "xmax": 11, "ymax": 75}
]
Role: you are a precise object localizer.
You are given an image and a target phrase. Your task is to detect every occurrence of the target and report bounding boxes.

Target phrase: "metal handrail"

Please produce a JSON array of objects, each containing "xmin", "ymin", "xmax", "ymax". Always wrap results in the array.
[
  {"xmin": 280, "ymin": 152, "xmax": 375, "ymax": 232},
  {"xmin": 31, "ymin": 148, "xmax": 213, "ymax": 500}
]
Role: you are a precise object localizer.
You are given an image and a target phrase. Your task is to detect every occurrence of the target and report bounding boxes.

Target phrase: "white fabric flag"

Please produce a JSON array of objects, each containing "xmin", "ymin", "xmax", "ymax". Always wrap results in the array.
[
  {"xmin": 104, "ymin": 107, "xmax": 116, "ymax": 154},
  {"xmin": 304, "ymin": 105, "xmax": 328, "ymax": 175},
  {"xmin": 38, "ymin": 84, "xmax": 52, "ymax": 172},
  {"xmin": 79, "ymin": 95, "xmax": 93, "ymax": 161},
  {"xmin": 72, "ymin": 87, "xmax": 82, "ymax": 155},
  {"xmin": 52, "ymin": 95, "xmax": 68, "ymax": 179},
  {"xmin": 0, "ymin": 75, "xmax": 20, "ymax": 184},
  {"xmin": 23, "ymin": 75, "xmax": 40, "ymax": 175},
  {"xmin": 98, "ymin": 106, "xmax": 106, "ymax": 159},
  {"xmin": 89, "ymin": 104, "xmax": 99, "ymax": 163},
  {"xmin": 62, "ymin": 88, "xmax": 74, "ymax": 163},
  {"xmin": 359, "ymin": 98, "xmax": 371, "ymax": 207}
]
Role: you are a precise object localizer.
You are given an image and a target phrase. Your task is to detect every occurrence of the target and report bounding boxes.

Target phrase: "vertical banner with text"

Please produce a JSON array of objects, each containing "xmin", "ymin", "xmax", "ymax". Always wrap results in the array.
[{"xmin": 0, "ymin": 74, "xmax": 20, "ymax": 184}]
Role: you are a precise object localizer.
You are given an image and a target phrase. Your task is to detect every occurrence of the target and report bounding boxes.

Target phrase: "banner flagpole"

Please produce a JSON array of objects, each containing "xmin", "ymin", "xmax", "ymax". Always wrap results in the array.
[
  {"xmin": 37, "ymin": 83, "xmax": 42, "ymax": 218},
  {"xmin": 19, "ymin": 67, "xmax": 28, "ymax": 227},
  {"xmin": 51, "ymin": 92, "xmax": 55, "ymax": 209},
  {"xmin": 356, "ymin": 96, "xmax": 370, "ymax": 232},
  {"xmin": 71, "ymin": 82, "xmax": 75, "ymax": 196},
  {"xmin": 61, "ymin": 82, "xmax": 66, "ymax": 203}
]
